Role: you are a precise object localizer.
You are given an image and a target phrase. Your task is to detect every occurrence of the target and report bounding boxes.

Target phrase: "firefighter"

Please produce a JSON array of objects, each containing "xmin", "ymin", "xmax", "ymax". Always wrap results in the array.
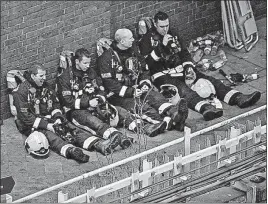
[
  {"xmin": 57, "ymin": 48, "xmax": 144, "ymax": 150},
  {"xmin": 138, "ymin": 11, "xmax": 261, "ymax": 121},
  {"xmin": 97, "ymin": 28, "xmax": 189, "ymax": 132},
  {"xmin": 13, "ymin": 64, "xmax": 123, "ymax": 163}
]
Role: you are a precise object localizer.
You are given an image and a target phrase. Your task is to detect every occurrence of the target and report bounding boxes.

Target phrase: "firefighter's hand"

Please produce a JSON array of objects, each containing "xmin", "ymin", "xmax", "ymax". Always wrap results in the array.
[
  {"xmin": 54, "ymin": 119, "xmax": 62, "ymax": 125},
  {"xmin": 163, "ymin": 34, "xmax": 173, "ymax": 46},
  {"xmin": 47, "ymin": 123, "xmax": 55, "ymax": 133},
  {"xmin": 96, "ymin": 95, "xmax": 106, "ymax": 104},
  {"xmin": 89, "ymin": 98, "xmax": 99, "ymax": 107},
  {"xmin": 140, "ymin": 84, "xmax": 149, "ymax": 93},
  {"xmin": 133, "ymin": 88, "xmax": 143, "ymax": 98}
]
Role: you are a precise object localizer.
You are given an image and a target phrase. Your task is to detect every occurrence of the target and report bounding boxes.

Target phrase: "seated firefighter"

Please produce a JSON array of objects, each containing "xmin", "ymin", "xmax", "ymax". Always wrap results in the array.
[
  {"xmin": 97, "ymin": 28, "xmax": 188, "ymax": 132},
  {"xmin": 56, "ymin": 48, "xmax": 169, "ymax": 139},
  {"xmin": 12, "ymin": 63, "xmax": 122, "ymax": 163},
  {"xmin": 138, "ymin": 11, "xmax": 261, "ymax": 121}
]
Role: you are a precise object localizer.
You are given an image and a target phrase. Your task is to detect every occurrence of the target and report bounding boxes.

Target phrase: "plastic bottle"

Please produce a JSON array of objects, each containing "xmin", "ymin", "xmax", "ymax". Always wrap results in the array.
[
  {"xmin": 218, "ymin": 49, "xmax": 227, "ymax": 61},
  {"xmin": 204, "ymin": 45, "xmax": 212, "ymax": 55},
  {"xmin": 212, "ymin": 60, "xmax": 225, "ymax": 69},
  {"xmin": 193, "ymin": 49, "xmax": 204, "ymax": 62},
  {"xmin": 211, "ymin": 43, "xmax": 218, "ymax": 56}
]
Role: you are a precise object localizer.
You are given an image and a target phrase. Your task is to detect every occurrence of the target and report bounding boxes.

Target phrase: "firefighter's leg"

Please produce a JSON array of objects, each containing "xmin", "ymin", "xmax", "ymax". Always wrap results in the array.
[
  {"xmin": 70, "ymin": 110, "xmax": 122, "ymax": 150},
  {"xmin": 116, "ymin": 106, "xmax": 166, "ymax": 137},
  {"xmin": 146, "ymin": 88, "xmax": 188, "ymax": 131},
  {"xmin": 154, "ymin": 76, "xmax": 222, "ymax": 121},
  {"xmin": 196, "ymin": 71, "xmax": 261, "ymax": 108},
  {"xmin": 43, "ymin": 130, "xmax": 89, "ymax": 163},
  {"xmin": 108, "ymin": 97, "xmax": 163, "ymax": 122},
  {"xmin": 66, "ymin": 123, "xmax": 118, "ymax": 155}
]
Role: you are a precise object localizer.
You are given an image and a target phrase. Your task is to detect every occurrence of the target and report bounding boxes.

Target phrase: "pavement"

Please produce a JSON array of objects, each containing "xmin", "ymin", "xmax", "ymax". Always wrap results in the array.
[{"xmin": 0, "ymin": 17, "xmax": 266, "ymax": 203}]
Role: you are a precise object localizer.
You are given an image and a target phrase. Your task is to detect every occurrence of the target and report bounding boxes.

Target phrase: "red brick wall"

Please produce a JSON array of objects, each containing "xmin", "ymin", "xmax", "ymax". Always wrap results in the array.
[{"xmin": 0, "ymin": 0, "xmax": 266, "ymax": 120}]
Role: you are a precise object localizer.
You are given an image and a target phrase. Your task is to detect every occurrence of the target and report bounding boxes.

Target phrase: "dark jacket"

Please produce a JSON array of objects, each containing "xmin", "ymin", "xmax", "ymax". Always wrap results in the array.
[
  {"xmin": 97, "ymin": 41, "xmax": 151, "ymax": 98},
  {"xmin": 138, "ymin": 27, "xmax": 193, "ymax": 76},
  {"xmin": 13, "ymin": 71, "xmax": 63, "ymax": 135},
  {"xmin": 56, "ymin": 62, "xmax": 105, "ymax": 111}
]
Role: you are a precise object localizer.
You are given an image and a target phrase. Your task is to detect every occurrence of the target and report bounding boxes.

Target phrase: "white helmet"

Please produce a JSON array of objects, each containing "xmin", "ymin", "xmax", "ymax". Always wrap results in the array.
[
  {"xmin": 191, "ymin": 78, "xmax": 216, "ymax": 99},
  {"xmin": 25, "ymin": 131, "xmax": 50, "ymax": 157},
  {"xmin": 160, "ymin": 84, "xmax": 181, "ymax": 105}
]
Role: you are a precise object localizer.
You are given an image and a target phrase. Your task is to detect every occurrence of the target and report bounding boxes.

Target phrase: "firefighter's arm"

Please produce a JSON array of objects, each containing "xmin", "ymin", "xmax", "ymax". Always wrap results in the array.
[
  {"xmin": 176, "ymin": 35, "xmax": 195, "ymax": 71},
  {"xmin": 13, "ymin": 91, "xmax": 49, "ymax": 130},
  {"xmin": 97, "ymin": 52, "xmax": 135, "ymax": 98},
  {"xmin": 56, "ymin": 69, "xmax": 90, "ymax": 110}
]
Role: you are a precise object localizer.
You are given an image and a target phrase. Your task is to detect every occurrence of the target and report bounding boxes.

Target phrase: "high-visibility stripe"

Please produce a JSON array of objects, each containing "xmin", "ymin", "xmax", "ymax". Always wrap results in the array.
[
  {"xmin": 163, "ymin": 116, "xmax": 172, "ymax": 130},
  {"xmin": 151, "ymin": 50, "xmax": 160, "ymax": 61},
  {"xmin": 182, "ymin": 61, "xmax": 194, "ymax": 67},
  {"xmin": 75, "ymin": 99, "xmax": 81, "ymax": 109},
  {"xmin": 195, "ymin": 101, "xmax": 209, "ymax": 112},
  {"xmin": 83, "ymin": 136, "xmax": 99, "ymax": 149},
  {"xmin": 33, "ymin": 117, "xmax": 41, "ymax": 129},
  {"xmin": 224, "ymin": 90, "xmax": 239, "ymax": 104},
  {"xmin": 60, "ymin": 144, "xmax": 74, "ymax": 157},
  {"xmin": 51, "ymin": 109, "xmax": 62, "ymax": 116},
  {"xmin": 139, "ymin": 79, "xmax": 152, "ymax": 86},
  {"xmin": 158, "ymin": 103, "xmax": 173, "ymax": 114},
  {"xmin": 119, "ymin": 86, "xmax": 128, "ymax": 97},
  {"xmin": 151, "ymin": 72, "xmax": 165, "ymax": 81},
  {"xmin": 128, "ymin": 119, "xmax": 142, "ymax": 131},
  {"xmin": 103, "ymin": 127, "xmax": 118, "ymax": 139}
]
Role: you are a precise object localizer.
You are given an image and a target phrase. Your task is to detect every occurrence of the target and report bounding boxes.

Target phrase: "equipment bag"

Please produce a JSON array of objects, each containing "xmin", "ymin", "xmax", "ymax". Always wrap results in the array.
[{"xmin": 7, "ymin": 70, "xmax": 26, "ymax": 117}]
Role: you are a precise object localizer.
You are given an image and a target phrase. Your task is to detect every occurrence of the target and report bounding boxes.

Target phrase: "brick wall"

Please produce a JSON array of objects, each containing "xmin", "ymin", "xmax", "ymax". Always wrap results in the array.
[{"xmin": 1, "ymin": 0, "xmax": 266, "ymax": 121}]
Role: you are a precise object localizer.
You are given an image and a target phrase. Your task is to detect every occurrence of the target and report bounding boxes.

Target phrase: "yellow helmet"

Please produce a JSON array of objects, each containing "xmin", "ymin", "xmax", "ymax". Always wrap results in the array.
[{"xmin": 25, "ymin": 131, "xmax": 50, "ymax": 158}]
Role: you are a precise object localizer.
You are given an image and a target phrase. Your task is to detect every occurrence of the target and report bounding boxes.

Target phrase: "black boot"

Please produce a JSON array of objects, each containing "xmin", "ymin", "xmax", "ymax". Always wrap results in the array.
[
  {"xmin": 111, "ymin": 131, "xmax": 132, "ymax": 149},
  {"xmin": 165, "ymin": 98, "xmax": 189, "ymax": 130},
  {"xmin": 66, "ymin": 147, "xmax": 89, "ymax": 163},
  {"xmin": 200, "ymin": 104, "xmax": 223, "ymax": 121},
  {"xmin": 230, "ymin": 91, "xmax": 261, "ymax": 108},
  {"xmin": 93, "ymin": 135, "xmax": 120, "ymax": 156},
  {"xmin": 143, "ymin": 121, "xmax": 167, "ymax": 137}
]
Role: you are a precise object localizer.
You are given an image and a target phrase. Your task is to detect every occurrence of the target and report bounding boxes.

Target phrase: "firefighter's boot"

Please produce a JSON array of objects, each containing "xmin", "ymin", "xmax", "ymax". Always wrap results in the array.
[
  {"xmin": 93, "ymin": 134, "xmax": 120, "ymax": 156},
  {"xmin": 200, "ymin": 104, "xmax": 223, "ymax": 121},
  {"xmin": 230, "ymin": 91, "xmax": 261, "ymax": 108},
  {"xmin": 66, "ymin": 147, "xmax": 89, "ymax": 163},
  {"xmin": 165, "ymin": 98, "xmax": 189, "ymax": 131}
]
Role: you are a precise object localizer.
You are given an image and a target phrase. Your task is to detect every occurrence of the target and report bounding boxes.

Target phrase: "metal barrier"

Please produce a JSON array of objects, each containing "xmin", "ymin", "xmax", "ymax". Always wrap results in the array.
[{"xmin": 7, "ymin": 105, "xmax": 266, "ymax": 203}]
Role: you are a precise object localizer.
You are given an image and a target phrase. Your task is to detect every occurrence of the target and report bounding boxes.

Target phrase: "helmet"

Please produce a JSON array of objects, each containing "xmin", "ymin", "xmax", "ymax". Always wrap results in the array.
[
  {"xmin": 25, "ymin": 131, "xmax": 50, "ymax": 158},
  {"xmin": 191, "ymin": 78, "xmax": 216, "ymax": 99},
  {"xmin": 160, "ymin": 84, "xmax": 181, "ymax": 105}
]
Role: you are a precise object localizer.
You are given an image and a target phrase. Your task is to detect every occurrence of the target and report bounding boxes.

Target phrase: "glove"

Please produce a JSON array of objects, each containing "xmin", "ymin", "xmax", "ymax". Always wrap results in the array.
[
  {"xmin": 96, "ymin": 95, "xmax": 106, "ymax": 104},
  {"xmin": 47, "ymin": 123, "xmax": 55, "ymax": 133},
  {"xmin": 163, "ymin": 34, "xmax": 173, "ymax": 46},
  {"xmin": 89, "ymin": 98, "xmax": 99, "ymax": 107},
  {"xmin": 133, "ymin": 88, "xmax": 143, "ymax": 98}
]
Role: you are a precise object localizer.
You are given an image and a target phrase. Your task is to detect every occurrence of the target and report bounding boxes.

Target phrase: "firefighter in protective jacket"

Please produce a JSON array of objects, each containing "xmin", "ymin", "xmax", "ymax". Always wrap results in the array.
[
  {"xmin": 138, "ymin": 11, "xmax": 261, "ymax": 121},
  {"xmin": 97, "ymin": 28, "xmax": 188, "ymax": 132},
  {"xmin": 13, "ymin": 64, "xmax": 122, "ymax": 163},
  {"xmin": 56, "ymin": 48, "xmax": 135, "ymax": 148}
]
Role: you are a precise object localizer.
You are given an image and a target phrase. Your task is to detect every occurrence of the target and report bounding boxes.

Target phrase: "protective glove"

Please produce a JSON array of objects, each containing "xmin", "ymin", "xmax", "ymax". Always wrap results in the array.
[
  {"xmin": 96, "ymin": 95, "xmax": 106, "ymax": 104},
  {"xmin": 163, "ymin": 34, "xmax": 174, "ymax": 46},
  {"xmin": 47, "ymin": 123, "xmax": 55, "ymax": 133},
  {"xmin": 89, "ymin": 98, "xmax": 99, "ymax": 107},
  {"xmin": 133, "ymin": 88, "xmax": 143, "ymax": 98}
]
